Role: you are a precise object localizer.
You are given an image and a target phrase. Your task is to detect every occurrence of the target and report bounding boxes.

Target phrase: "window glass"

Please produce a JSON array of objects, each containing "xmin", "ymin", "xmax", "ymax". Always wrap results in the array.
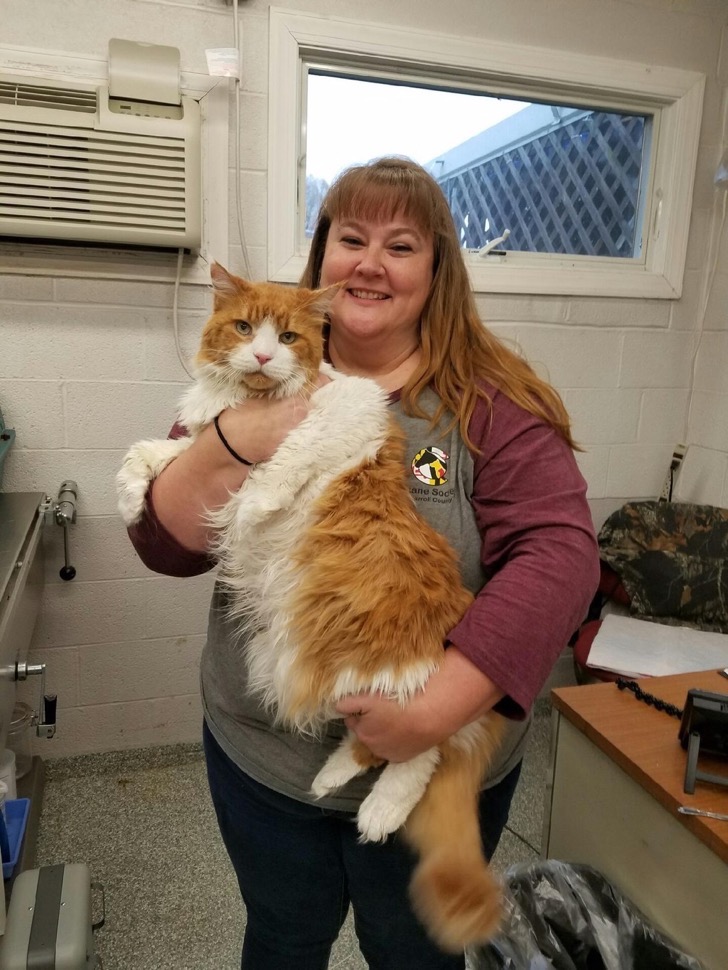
[{"xmin": 305, "ymin": 72, "xmax": 649, "ymax": 259}]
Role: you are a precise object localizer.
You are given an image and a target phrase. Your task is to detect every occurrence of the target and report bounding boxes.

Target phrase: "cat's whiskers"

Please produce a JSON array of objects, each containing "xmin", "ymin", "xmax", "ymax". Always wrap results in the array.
[
  {"xmin": 301, "ymin": 374, "xmax": 321, "ymax": 397},
  {"xmin": 272, "ymin": 369, "xmax": 315, "ymax": 401}
]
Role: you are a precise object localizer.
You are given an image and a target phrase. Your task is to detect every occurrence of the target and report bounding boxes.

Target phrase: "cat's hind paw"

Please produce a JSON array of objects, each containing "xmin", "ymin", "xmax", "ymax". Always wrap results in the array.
[
  {"xmin": 356, "ymin": 789, "xmax": 412, "ymax": 843},
  {"xmin": 355, "ymin": 749, "xmax": 441, "ymax": 842},
  {"xmin": 311, "ymin": 736, "xmax": 369, "ymax": 799}
]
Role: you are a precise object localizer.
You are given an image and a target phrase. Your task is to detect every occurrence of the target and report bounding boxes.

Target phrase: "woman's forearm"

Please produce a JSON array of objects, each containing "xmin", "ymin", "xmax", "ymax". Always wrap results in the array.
[
  {"xmin": 150, "ymin": 390, "xmax": 324, "ymax": 554},
  {"xmin": 152, "ymin": 420, "xmax": 250, "ymax": 553},
  {"xmin": 416, "ymin": 647, "xmax": 505, "ymax": 735},
  {"xmin": 336, "ymin": 648, "xmax": 504, "ymax": 762}
]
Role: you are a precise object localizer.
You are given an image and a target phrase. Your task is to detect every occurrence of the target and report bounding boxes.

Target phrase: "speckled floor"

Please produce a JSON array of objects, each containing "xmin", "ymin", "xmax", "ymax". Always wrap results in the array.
[{"xmin": 32, "ymin": 705, "xmax": 552, "ymax": 970}]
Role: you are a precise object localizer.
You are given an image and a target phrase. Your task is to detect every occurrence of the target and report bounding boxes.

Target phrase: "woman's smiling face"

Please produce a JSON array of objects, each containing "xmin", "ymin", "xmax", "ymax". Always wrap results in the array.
[{"xmin": 319, "ymin": 215, "xmax": 434, "ymax": 350}]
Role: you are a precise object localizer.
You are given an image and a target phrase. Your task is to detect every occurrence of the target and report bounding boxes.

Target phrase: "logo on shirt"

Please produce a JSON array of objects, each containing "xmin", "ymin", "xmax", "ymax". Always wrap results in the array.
[{"xmin": 412, "ymin": 446, "xmax": 449, "ymax": 486}]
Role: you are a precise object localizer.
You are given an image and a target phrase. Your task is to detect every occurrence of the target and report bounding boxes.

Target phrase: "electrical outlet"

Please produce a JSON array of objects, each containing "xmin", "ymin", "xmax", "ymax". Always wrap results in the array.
[
  {"xmin": 657, "ymin": 443, "xmax": 687, "ymax": 502},
  {"xmin": 715, "ymin": 149, "xmax": 728, "ymax": 188}
]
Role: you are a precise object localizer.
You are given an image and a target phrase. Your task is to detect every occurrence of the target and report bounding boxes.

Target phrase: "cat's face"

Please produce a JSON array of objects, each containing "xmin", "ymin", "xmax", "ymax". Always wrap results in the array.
[{"xmin": 196, "ymin": 265, "xmax": 339, "ymax": 397}]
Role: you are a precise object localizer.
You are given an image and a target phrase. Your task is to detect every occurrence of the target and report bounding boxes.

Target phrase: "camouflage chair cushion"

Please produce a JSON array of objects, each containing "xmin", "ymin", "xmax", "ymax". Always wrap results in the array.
[{"xmin": 597, "ymin": 501, "xmax": 728, "ymax": 634}]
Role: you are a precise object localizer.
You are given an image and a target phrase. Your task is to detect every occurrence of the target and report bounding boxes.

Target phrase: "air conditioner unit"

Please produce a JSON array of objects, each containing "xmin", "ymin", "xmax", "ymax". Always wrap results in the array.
[{"xmin": 0, "ymin": 57, "xmax": 201, "ymax": 250}]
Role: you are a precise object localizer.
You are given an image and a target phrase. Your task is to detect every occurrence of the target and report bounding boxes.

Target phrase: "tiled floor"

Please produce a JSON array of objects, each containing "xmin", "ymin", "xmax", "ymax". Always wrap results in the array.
[{"xmin": 31, "ymin": 707, "xmax": 552, "ymax": 970}]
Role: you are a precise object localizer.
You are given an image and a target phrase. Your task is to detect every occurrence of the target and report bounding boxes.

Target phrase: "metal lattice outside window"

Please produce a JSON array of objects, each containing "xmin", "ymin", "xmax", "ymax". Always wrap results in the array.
[{"xmin": 438, "ymin": 111, "xmax": 647, "ymax": 257}]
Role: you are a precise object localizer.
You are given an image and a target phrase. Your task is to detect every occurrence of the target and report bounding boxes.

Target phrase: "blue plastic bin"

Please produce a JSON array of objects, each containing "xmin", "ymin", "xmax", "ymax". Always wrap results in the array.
[{"xmin": 2, "ymin": 799, "xmax": 30, "ymax": 879}]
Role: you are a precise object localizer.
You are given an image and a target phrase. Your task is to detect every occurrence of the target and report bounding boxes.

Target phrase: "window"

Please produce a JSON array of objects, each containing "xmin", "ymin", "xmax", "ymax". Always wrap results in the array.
[
  {"xmin": 305, "ymin": 74, "xmax": 649, "ymax": 261},
  {"xmin": 268, "ymin": 9, "xmax": 705, "ymax": 299}
]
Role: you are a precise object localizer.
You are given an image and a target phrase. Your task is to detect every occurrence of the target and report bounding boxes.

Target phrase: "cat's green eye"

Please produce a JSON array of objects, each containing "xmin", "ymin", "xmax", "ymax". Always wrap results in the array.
[
  {"xmin": 235, "ymin": 320, "xmax": 252, "ymax": 335},
  {"xmin": 279, "ymin": 332, "xmax": 297, "ymax": 344}
]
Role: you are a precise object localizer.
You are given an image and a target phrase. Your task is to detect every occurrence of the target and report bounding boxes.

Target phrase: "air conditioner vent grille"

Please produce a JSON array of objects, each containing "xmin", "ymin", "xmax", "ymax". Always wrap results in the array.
[
  {"xmin": 0, "ymin": 121, "xmax": 189, "ymax": 233},
  {"xmin": 0, "ymin": 69, "xmax": 201, "ymax": 249},
  {"xmin": 0, "ymin": 81, "xmax": 97, "ymax": 113}
]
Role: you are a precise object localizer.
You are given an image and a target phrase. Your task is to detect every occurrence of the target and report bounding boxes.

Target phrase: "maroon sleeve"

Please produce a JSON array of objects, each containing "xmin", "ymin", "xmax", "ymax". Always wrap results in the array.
[
  {"xmin": 125, "ymin": 422, "xmax": 216, "ymax": 578},
  {"xmin": 447, "ymin": 390, "xmax": 600, "ymax": 718}
]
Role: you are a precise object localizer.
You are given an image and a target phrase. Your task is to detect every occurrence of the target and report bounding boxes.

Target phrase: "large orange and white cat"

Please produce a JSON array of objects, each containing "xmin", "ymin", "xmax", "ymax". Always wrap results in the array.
[{"xmin": 116, "ymin": 264, "xmax": 505, "ymax": 952}]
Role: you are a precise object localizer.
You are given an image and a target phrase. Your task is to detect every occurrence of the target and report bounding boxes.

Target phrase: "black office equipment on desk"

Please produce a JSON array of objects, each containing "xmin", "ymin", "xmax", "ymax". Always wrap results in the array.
[{"xmin": 679, "ymin": 688, "xmax": 728, "ymax": 794}]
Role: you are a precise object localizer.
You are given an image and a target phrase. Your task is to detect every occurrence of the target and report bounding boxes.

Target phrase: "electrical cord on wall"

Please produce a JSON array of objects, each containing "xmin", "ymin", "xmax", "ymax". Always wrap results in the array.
[
  {"xmin": 173, "ymin": 247, "xmax": 195, "ymax": 380},
  {"xmin": 680, "ymin": 79, "xmax": 728, "ymax": 453},
  {"xmin": 232, "ymin": 0, "xmax": 253, "ymax": 279},
  {"xmin": 681, "ymin": 185, "xmax": 728, "ymax": 446},
  {"xmin": 170, "ymin": 4, "xmax": 252, "ymax": 386}
]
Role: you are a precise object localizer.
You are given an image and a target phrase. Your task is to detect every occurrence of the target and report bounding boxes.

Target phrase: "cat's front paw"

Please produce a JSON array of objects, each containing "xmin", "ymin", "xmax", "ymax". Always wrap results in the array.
[
  {"xmin": 116, "ymin": 438, "xmax": 192, "ymax": 525},
  {"xmin": 116, "ymin": 473, "xmax": 150, "ymax": 526},
  {"xmin": 116, "ymin": 452, "xmax": 155, "ymax": 525}
]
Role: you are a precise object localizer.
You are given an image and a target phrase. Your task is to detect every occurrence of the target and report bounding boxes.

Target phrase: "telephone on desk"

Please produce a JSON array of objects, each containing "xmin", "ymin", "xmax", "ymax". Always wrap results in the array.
[{"xmin": 679, "ymin": 687, "xmax": 728, "ymax": 794}]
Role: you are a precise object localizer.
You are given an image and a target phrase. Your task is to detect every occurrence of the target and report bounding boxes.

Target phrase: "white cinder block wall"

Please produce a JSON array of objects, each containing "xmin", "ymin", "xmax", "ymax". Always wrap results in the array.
[{"xmin": 1, "ymin": 0, "xmax": 727, "ymax": 756}]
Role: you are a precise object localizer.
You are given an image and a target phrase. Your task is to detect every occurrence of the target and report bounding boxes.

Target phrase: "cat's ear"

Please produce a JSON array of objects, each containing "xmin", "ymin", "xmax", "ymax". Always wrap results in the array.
[
  {"xmin": 210, "ymin": 263, "xmax": 249, "ymax": 308},
  {"xmin": 304, "ymin": 280, "xmax": 345, "ymax": 316}
]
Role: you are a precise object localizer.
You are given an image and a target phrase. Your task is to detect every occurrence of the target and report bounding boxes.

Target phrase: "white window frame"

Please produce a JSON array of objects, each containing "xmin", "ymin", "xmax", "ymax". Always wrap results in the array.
[{"xmin": 268, "ymin": 8, "xmax": 705, "ymax": 299}]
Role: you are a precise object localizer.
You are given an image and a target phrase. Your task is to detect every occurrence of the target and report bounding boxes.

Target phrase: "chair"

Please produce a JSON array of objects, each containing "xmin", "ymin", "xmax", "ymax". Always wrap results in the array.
[{"xmin": 572, "ymin": 501, "xmax": 728, "ymax": 685}]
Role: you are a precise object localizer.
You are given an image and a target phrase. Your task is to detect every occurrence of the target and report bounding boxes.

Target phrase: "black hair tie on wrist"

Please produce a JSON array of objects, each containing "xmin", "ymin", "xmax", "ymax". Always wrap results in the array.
[{"xmin": 213, "ymin": 414, "xmax": 254, "ymax": 467}]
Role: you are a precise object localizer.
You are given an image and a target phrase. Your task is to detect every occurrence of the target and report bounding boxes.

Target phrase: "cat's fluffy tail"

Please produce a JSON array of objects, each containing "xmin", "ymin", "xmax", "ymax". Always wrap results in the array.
[{"xmin": 403, "ymin": 716, "xmax": 505, "ymax": 953}]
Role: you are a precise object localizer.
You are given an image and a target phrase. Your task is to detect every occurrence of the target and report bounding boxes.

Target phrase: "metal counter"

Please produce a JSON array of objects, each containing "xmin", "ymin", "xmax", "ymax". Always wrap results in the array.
[{"xmin": 0, "ymin": 493, "xmax": 46, "ymax": 749}]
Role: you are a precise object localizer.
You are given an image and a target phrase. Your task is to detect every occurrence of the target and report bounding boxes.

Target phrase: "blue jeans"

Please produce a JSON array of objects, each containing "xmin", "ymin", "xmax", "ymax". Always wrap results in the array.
[{"xmin": 203, "ymin": 721, "xmax": 521, "ymax": 970}]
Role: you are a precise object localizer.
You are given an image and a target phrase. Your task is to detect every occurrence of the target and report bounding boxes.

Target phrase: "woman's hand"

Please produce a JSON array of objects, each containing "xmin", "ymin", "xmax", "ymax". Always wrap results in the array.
[
  {"xmin": 152, "ymin": 372, "xmax": 331, "ymax": 552},
  {"xmin": 215, "ymin": 373, "xmax": 330, "ymax": 465},
  {"xmin": 336, "ymin": 691, "xmax": 444, "ymax": 763},
  {"xmin": 336, "ymin": 647, "xmax": 505, "ymax": 762}
]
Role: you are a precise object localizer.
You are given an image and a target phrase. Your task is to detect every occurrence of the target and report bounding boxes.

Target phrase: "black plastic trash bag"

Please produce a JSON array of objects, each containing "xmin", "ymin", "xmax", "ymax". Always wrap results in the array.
[{"xmin": 470, "ymin": 860, "xmax": 705, "ymax": 970}]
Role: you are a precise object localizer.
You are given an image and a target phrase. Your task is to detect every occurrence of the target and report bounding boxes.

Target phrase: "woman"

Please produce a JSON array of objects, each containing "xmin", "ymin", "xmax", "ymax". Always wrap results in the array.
[{"xmin": 128, "ymin": 157, "xmax": 599, "ymax": 970}]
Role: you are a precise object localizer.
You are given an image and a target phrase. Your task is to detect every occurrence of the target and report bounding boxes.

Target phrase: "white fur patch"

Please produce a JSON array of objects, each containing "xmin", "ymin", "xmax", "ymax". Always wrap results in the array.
[
  {"xmin": 449, "ymin": 720, "xmax": 492, "ymax": 754},
  {"xmin": 331, "ymin": 661, "xmax": 439, "ymax": 706},
  {"xmin": 116, "ymin": 437, "xmax": 193, "ymax": 525},
  {"xmin": 311, "ymin": 731, "xmax": 369, "ymax": 798},
  {"xmin": 356, "ymin": 747, "xmax": 441, "ymax": 842},
  {"xmin": 116, "ymin": 359, "xmax": 336, "ymax": 525}
]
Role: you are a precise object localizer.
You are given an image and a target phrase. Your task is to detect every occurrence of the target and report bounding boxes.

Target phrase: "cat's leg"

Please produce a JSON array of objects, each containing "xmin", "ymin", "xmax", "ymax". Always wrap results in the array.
[
  {"xmin": 116, "ymin": 437, "xmax": 193, "ymax": 525},
  {"xmin": 177, "ymin": 379, "xmax": 245, "ymax": 435},
  {"xmin": 356, "ymin": 747, "xmax": 441, "ymax": 843},
  {"xmin": 311, "ymin": 731, "xmax": 383, "ymax": 799}
]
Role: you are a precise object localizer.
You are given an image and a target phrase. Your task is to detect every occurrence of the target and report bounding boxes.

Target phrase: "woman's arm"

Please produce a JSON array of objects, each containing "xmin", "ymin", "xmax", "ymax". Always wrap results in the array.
[
  {"xmin": 447, "ymin": 389, "xmax": 599, "ymax": 718},
  {"xmin": 127, "ymin": 391, "xmax": 324, "ymax": 574},
  {"xmin": 336, "ymin": 648, "xmax": 503, "ymax": 762}
]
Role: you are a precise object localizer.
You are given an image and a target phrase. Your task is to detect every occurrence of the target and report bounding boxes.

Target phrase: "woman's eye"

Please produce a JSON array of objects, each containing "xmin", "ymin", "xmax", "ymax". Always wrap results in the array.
[
  {"xmin": 391, "ymin": 243, "xmax": 413, "ymax": 253},
  {"xmin": 235, "ymin": 320, "xmax": 251, "ymax": 335},
  {"xmin": 341, "ymin": 236, "xmax": 363, "ymax": 246},
  {"xmin": 279, "ymin": 332, "xmax": 297, "ymax": 345}
]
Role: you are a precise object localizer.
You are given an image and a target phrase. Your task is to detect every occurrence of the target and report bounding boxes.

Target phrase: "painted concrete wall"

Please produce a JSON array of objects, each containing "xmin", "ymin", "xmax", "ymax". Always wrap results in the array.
[{"xmin": 1, "ymin": 0, "xmax": 726, "ymax": 755}]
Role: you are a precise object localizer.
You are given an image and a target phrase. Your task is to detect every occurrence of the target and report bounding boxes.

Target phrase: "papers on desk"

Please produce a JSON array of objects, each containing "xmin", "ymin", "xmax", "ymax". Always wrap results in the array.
[{"xmin": 588, "ymin": 613, "xmax": 728, "ymax": 678}]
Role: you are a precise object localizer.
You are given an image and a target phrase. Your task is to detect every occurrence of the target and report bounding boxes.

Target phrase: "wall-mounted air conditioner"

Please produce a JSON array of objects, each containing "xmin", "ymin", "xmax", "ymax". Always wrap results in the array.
[{"xmin": 0, "ymin": 41, "xmax": 201, "ymax": 250}]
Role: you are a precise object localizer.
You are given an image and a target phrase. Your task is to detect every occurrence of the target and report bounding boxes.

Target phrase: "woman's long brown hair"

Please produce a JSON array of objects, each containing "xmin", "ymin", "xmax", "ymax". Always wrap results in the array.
[{"xmin": 299, "ymin": 156, "xmax": 577, "ymax": 451}]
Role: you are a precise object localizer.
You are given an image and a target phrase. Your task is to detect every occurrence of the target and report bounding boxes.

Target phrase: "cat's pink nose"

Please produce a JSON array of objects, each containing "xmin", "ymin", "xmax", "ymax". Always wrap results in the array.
[{"xmin": 255, "ymin": 352, "xmax": 272, "ymax": 365}]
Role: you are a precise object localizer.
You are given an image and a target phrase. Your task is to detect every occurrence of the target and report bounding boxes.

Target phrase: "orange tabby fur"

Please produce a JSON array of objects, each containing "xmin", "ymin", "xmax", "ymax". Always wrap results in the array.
[{"xmin": 281, "ymin": 423, "xmax": 506, "ymax": 951}]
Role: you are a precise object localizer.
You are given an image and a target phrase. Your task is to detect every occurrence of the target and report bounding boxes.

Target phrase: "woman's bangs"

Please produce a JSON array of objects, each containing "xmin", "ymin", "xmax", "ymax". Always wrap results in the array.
[{"xmin": 328, "ymin": 171, "xmax": 435, "ymax": 232}]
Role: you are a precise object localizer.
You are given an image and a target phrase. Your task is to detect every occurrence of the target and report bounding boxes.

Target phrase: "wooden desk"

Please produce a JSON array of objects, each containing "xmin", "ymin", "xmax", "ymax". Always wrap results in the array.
[{"xmin": 544, "ymin": 669, "xmax": 728, "ymax": 970}]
